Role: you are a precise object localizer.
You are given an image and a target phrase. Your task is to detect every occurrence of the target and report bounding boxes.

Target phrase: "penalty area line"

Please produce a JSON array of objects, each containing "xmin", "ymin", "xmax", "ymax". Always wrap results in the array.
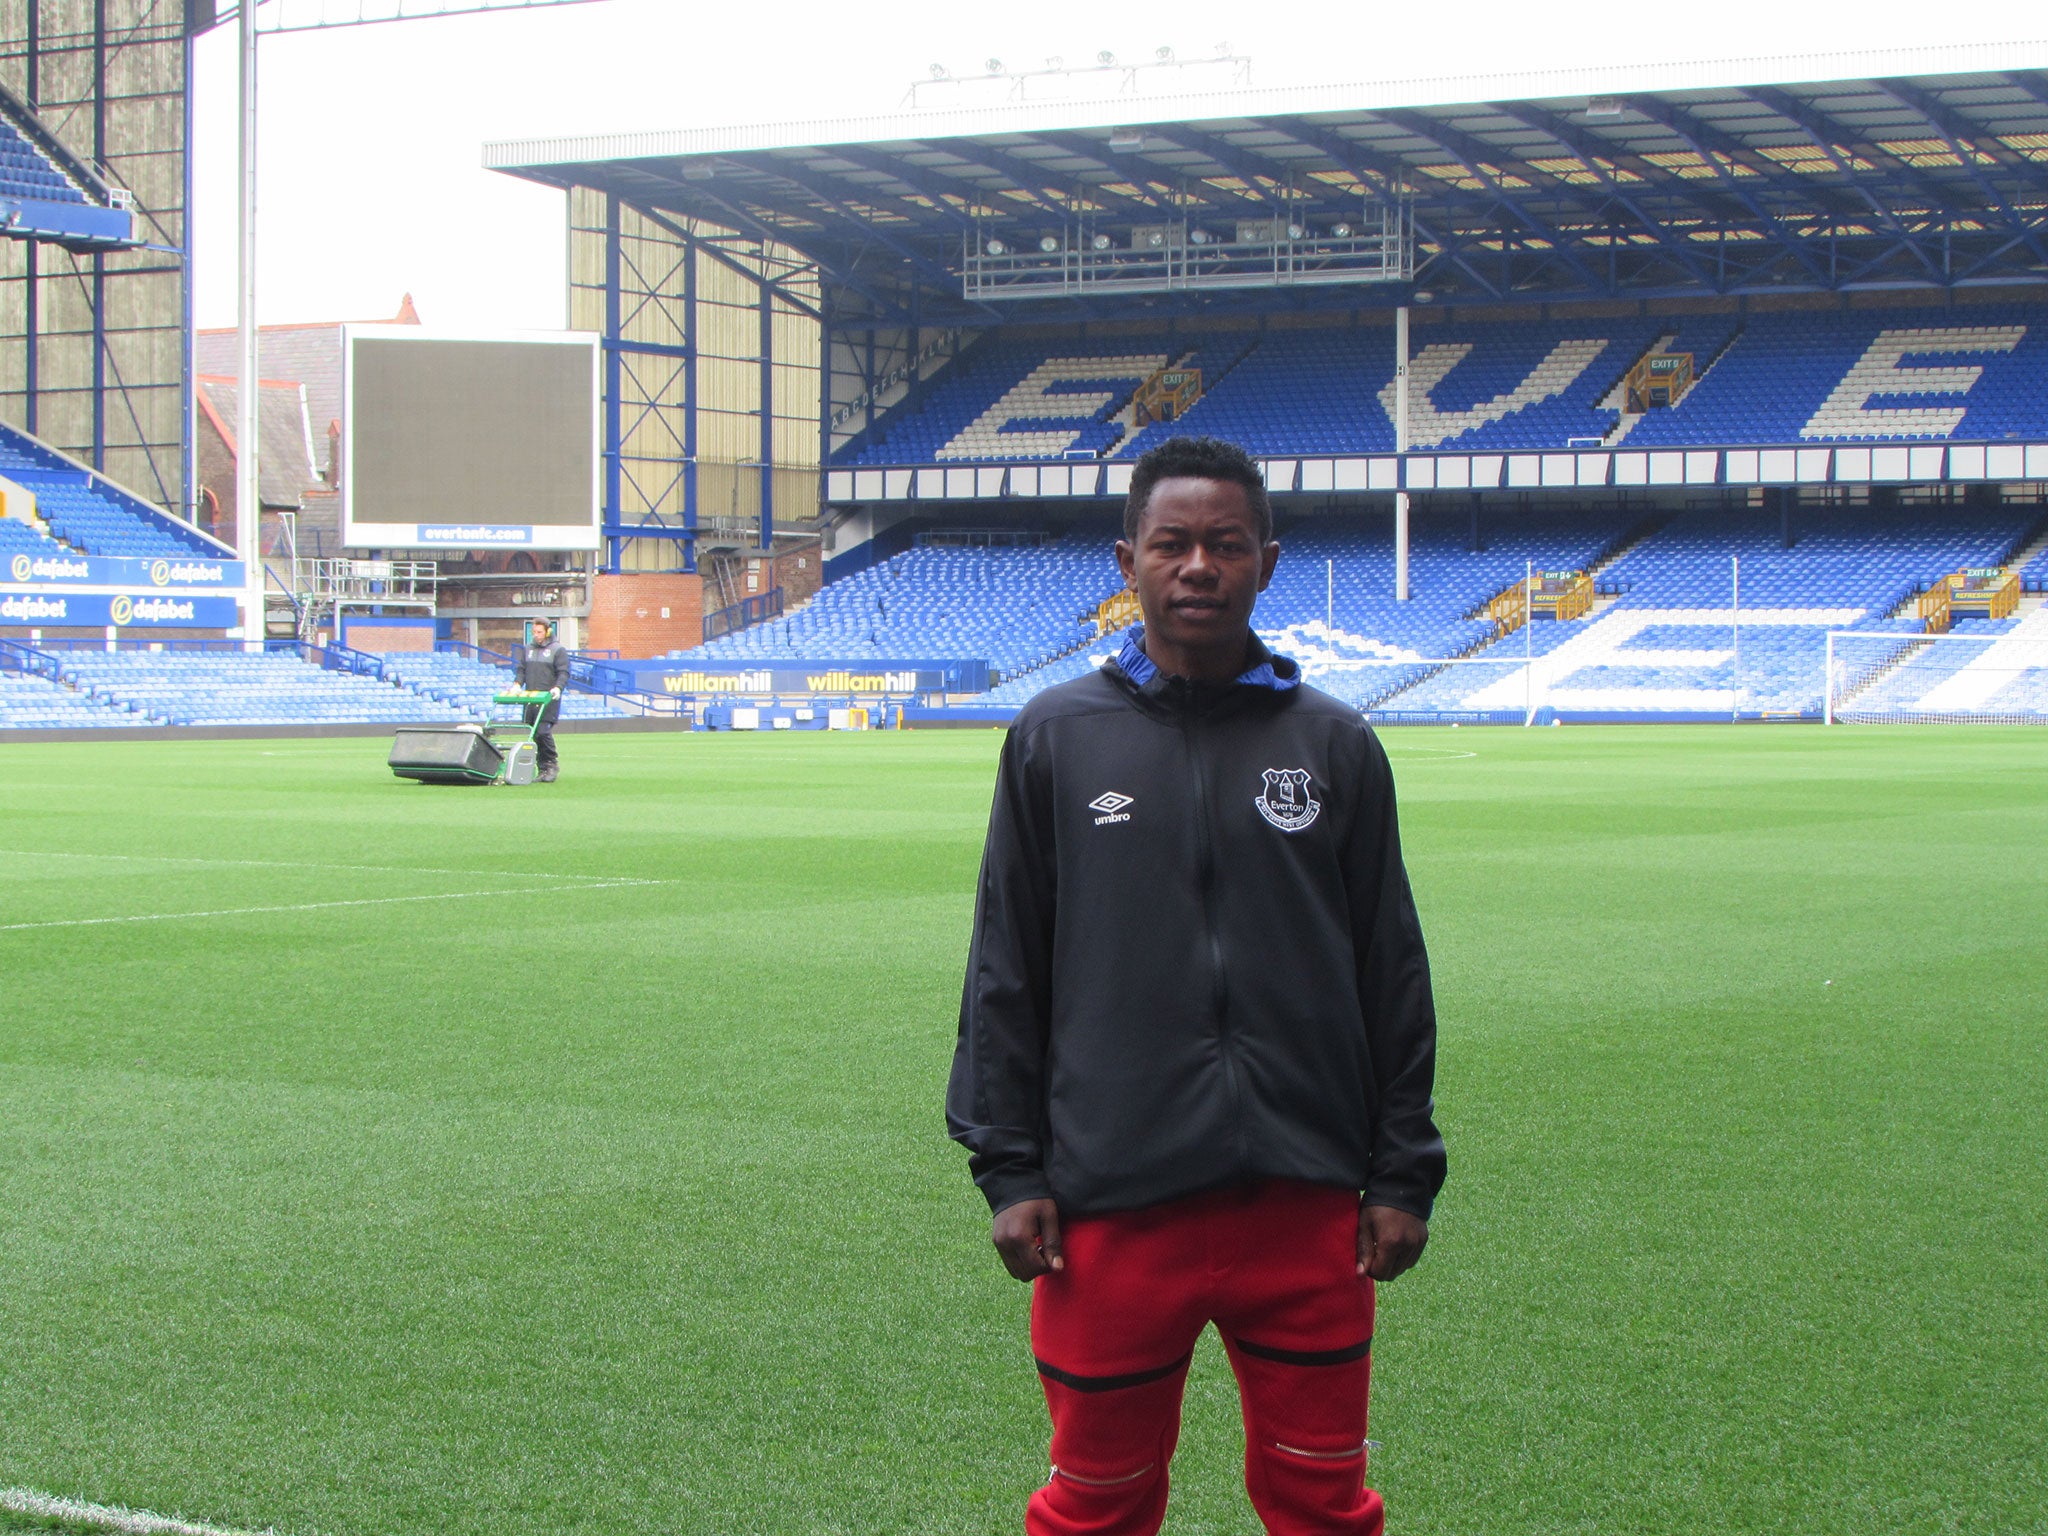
[
  {"xmin": 0, "ymin": 878, "xmax": 663, "ymax": 933},
  {"xmin": 0, "ymin": 1486, "xmax": 281, "ymax": 1536}
]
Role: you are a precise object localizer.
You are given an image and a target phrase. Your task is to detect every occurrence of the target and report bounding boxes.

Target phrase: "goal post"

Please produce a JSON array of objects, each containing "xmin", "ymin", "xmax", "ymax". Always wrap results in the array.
[{"xmin": 1825, "ymin": 628, "xmax": 2048, "ymax": 725}]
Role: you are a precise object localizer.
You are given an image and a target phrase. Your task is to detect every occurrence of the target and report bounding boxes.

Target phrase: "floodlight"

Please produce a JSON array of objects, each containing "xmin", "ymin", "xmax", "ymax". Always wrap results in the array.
[
  {"xmin": 985, "ymin": 237, "xmax": 1008, "ymax": 256},
  {"xmin": 986, "ymin": 57, "xmax": 1004, "ymax": 73},
  {"xmin": 1156, "ymin": 45, "xmax": 1174, "ymax": 61},
  {"xmin": 1091, "ymin": 233, "xmax": 1112, "ymax": 251},
  {"xmin": 1189, "ymin": 228, "xmax": 1211, "ymax": 245},
  {"xmin": 1109, "ymin": 126, "xmax": 1145, "ymax": 150},
  {"xmin": 1332, "ymin": 222, "xmax": 1354, "ymax": 237},
  {"xmin": 1413, "ymin": 289, "xmax": 1435, "ymax": 303},
  {"xmin": 1145, "ymin": 230, "xmax": 1165, "ymax": 248},
  {"xmin": 929, "ymin": 63, "xmax": 947, "ymax": 79},
  {"xmin": 1097, "ymin": 50, "xmax": 1116, "ymax": 65},
  {"xmin": 681, "ymin": 162, "xmax": 715, "ymax": 181},
  {"xmin": 1586, "ymin": 98, "xmax": 1623, "ymax": 119},
  {"xmin": 1286, "ymin": 222, "xmax": 1305, "ymax": 240},
  {"xmin": 1039, "ymin": 235, "xmax": 1060, "ymax": 253}
]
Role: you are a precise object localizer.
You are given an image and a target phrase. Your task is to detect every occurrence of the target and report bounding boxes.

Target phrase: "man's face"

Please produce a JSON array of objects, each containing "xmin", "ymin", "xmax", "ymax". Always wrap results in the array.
[
  {"xmin": 532, "ymin": 624, "xmax": 551, "ymax": 645},
  {"xmin": 1115, "ymin": 477, "xmax": 1278, "ymax": 654}
]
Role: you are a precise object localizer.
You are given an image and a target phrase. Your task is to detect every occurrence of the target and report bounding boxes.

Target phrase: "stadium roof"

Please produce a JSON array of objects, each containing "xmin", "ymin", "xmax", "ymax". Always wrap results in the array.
[{"xmin": 487, "ymin": 41, "xmax": 2048, "ymax": 325}]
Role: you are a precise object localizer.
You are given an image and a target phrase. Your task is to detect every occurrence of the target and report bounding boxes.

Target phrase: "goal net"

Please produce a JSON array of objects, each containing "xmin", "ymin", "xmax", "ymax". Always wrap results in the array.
[{"xmin": 1825, "ymin": 628, "xmax": 2048, "ymax": 724}]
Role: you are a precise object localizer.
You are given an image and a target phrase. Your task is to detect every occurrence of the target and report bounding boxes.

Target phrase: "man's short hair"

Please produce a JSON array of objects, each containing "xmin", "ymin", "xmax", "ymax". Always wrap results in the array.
[{"xmin": 1123, "ymin": 435, "xmax": 1273, "ymax": 546}]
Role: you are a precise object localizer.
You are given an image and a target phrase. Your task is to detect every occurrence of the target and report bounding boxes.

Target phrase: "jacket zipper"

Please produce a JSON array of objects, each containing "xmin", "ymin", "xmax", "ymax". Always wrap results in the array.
[{"xmin": 1183, "ymin": 704, "xmax": 1247, "ymax": 1175}]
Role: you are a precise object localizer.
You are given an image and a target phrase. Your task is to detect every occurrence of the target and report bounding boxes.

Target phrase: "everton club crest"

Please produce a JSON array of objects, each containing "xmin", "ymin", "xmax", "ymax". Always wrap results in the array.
[{"xmin": 1254, "ymin": 768, "xmax": 1321, "ymax": 832}]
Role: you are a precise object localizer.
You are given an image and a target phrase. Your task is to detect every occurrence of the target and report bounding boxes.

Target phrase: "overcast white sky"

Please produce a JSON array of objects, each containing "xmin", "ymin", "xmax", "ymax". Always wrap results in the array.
[{"xmin": 188, "ymin": 0, "xmax": 2048, "ymax": 332}]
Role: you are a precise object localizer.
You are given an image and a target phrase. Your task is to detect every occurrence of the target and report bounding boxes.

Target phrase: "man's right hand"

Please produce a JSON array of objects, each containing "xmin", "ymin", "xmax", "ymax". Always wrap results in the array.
[{"xmin": 991, "ymin": 1198, "xmax": 1064, "ymax": 1281}]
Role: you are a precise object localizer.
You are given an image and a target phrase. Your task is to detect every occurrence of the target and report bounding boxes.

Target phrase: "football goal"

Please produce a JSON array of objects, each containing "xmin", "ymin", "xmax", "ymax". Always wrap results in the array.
[{"xmin": 1825, "ymin": 628, "xmax": 2048, "ymax": 724}]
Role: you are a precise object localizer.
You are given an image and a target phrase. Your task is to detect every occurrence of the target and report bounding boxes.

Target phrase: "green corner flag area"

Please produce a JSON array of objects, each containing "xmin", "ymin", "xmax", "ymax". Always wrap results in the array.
[{"xmin": 2, "ymin": 728, "xmax": 2043, "ymax": 1536}]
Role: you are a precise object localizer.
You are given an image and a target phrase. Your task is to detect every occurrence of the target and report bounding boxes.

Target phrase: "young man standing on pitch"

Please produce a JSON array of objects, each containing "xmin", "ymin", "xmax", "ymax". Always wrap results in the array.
[{"xmin": 948, "ymin": 435, "xmax": 1446, "ymax": 1536}]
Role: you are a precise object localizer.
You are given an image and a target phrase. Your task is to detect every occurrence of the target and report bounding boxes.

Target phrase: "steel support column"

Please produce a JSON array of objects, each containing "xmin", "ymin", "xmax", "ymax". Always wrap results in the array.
[
  {"xmin": 1394, "ymin": 304, "xmax": 1410, "ymax": 602},
  {"xmin": 602, "ymin": 192, "xmax": 624, "ymax": 573},
  {"xmin": 180, "ymin": 22, "xmax": 196, "ymax": 521},
  {"xmin": 758, "ymin": 278, "xmax": 774, "ymax": 550},
  {"xmin": 682, "ymin": 223, "xmax": 697, "ymax": 572},
  {"xmin": 91, "ymin": 0, "xmax": 108, "ymax": 471}
]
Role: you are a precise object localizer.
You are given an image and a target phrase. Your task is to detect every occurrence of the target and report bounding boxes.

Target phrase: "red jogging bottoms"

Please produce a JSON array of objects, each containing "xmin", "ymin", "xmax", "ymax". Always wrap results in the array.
[{"xmin": 1026, "ymin": 1180, "xmax": 1381, "ymax": 1536}]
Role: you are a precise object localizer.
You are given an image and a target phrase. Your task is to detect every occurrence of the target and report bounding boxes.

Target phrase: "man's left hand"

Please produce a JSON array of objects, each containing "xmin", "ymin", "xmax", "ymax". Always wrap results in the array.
[{"xmin": 1357, "ymin": 1203, "xmax": 1429, "ymax": 1282}]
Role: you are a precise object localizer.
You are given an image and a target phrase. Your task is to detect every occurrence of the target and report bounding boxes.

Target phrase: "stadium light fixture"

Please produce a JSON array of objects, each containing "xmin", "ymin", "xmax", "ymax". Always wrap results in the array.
[
  {"xmin": 985, "ymin": 57, "xmax": 1004, "ymax": 74},
  {"xmin": 985, "ymin": 237, "xmax": 1008, "ymax": 256},
  {"xmin": 1097, "ymin": 50, "xmax": 1116, "ymax": 66},
  {"xmin": 1189, "ymin": 228, "xmax": 1211, "ymax": 245},
  {"xmin": 681, "ymin": 162, "xmax": 715, "ymax": 181},
  {"xmin": 1091, "ymin": 233, "xmax": 1112, "ymax": 251},
  {"xmin": 1156, "ymin": 46, "xmax": 1174, "ymax": 62},
  {"xmin": 929, "ymin": 63, "xmax": 949, "ymax": 80},
  {"xmin": 1332, "ymin": 222, "xmax": 1354, "ymax": 238},
  {"xmin": 1109, "ymin": 126, "xmax": 1145, "ymax": 150},
  {"xmin": 1145, "ymin": 230, "xmax": 1165, "ymax": 248},
  {"xmin": 1413, "ymin": 289, "xmax": 1436, "ymax": 303},
  {"xmin": 1039, "ymin": 235, "xmax": 1060, "ymax": 253},
  {"xmin": 1286, "ymin": 222, "xmax": 1305, "ymax": 241},
  {"xmin": 1585, "ymin": 98, "xmax": 1624, "ymax": 119}
]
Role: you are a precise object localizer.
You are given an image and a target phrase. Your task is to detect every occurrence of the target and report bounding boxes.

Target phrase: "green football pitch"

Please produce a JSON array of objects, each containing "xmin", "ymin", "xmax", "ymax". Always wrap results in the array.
[{"xmin": 1, "ymin": 726, "xmax": 2043, "ymax": 1536}]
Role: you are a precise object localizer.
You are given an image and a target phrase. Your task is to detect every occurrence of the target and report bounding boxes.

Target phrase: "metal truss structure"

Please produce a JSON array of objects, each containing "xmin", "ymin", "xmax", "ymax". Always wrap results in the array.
[
  {"xmin": 961, "ymin": 199, "xmax": 1412, "ymax": 301},
  {"xmin": 566, "ymin": 188, "xmax": 820, "ymax": 574},
  {"xmin": 492, "ymin": 62, "xmax": 2048, "ymax": 331},
  {"xmin": 0, "ymin": 0, "xmax": 200, "ymax": 518}
]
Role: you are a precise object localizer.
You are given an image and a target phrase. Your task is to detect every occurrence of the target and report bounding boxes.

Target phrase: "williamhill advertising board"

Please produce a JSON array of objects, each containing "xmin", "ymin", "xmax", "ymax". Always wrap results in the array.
[
  {"xmin": 610, "ymin": 660, "xmax": 983, "ymax": 697},
  {"xmin": 3, "ymin": 553, "xmax": 244, "ymax": 588}
]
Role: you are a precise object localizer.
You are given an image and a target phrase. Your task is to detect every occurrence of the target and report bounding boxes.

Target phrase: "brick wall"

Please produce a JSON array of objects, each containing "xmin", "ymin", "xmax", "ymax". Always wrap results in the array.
[
  {"xmin": 346, "ymin": 623, "xmax": 434, "ymax": 652},
  {"xmin": 587, "ymin": 573, "xmax": 706, "ymax": 658},
  {"xmin": 775, "ymin": 538, "xmax": 824, "ymax": 608}
]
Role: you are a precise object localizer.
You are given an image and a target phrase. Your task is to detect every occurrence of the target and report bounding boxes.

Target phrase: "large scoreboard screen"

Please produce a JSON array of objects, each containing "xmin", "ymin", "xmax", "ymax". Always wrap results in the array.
[{"xmin": 343, "ymin": 328, "xmax": 600, "ymax": 552}]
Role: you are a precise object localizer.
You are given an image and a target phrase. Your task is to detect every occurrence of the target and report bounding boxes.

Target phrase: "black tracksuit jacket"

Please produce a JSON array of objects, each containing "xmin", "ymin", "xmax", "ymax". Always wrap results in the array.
[{"xmin": 946, "ymin": 634, "xmax": 1447, "ymax": 1223}]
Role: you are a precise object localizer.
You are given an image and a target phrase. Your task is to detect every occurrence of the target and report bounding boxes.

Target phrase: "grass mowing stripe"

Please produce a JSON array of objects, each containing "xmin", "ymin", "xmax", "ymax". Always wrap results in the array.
[
  {"xmin": 0, "ymin": 878, "xmax": 665, "ymax": 931},
  {"xmin": 0, "ymin": 849, "xmax": 643, "ymax": 883},
  {"xmin": 0, "ymin": 1489, "xmax": 278, "ymax": 1536}
]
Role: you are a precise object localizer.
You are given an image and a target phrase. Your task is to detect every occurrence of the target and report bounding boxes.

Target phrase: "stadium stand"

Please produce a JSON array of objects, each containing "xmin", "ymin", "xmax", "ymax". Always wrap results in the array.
[
  {"xmin": 1364, "ymin": 507, "xmax": 2042, "ymax": 718},
  {"xmin": 373, "ymin": 649, "xmax": 632, "ymax": 720},
  {"xmin": 0, "ymin": 423, "xmax": 228, "ymax": 559},
  {"xmin": 0, "ymin": 669, "xmax": 139, "ymax": 727},
  {"xmin": 842, "ymin": 339, "xmax": 1171, "ymax": 465},
  {"xmin": 687, "ymin": 520, "xmax": 1125, "ymax": 677},
  {"xmin": 1626, "ymin": 306, "xmax": 2048, "ymax": 448},
  {"xmin": 0, "ymin": 110, "xmax": 87, "ymax": 207},
  {"xmin": 49, "ymin": 651, "xmax": 473, "ymax": 728},
  {"xmin": 0, "ymin": 513, "xmax": 71, "ymax": 557},
  {"xmin": 832, "ymin": 306, "xmax": 2048, "ymax": 468}
]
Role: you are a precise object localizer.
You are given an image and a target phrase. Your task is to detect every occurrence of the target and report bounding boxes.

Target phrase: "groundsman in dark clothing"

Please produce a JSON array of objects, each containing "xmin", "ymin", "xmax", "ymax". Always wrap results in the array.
[
  {"xmin": 513, "ymin": 619, "xmax": 570, "ymax": 783},
  {"xmin": 948, "ymin": 435, "xmax": 1446, "ymax": 1536}
]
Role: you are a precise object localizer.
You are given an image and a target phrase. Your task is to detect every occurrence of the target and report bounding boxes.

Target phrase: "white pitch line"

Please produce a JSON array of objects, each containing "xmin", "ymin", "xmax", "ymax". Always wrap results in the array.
[
  {"xmin": 0, "ymin": 848, "xmax": 631, "ymax": 884},
  {"xmin": 0, "ymin": 878, "xmax": 661, "ymax": 933},
  {"xmin": 0, "ymin": 1486, "xmax": 281, "ymax": 1536}
]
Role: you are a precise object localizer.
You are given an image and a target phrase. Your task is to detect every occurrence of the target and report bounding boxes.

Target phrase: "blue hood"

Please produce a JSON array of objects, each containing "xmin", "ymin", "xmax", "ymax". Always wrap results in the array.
[{"xmin": 1114, "ymin": 624, "xmax": 1301, "ymax": 691}]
